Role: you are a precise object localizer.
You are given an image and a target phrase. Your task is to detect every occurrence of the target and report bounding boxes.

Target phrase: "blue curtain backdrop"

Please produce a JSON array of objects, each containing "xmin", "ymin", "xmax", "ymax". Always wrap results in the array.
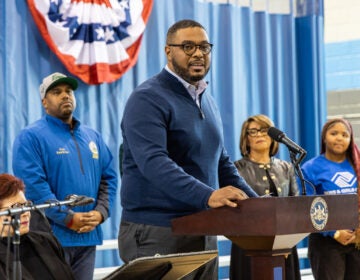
[{"xmin": 0, "ymin": 0, "xmax": 325, "ymax": 273}]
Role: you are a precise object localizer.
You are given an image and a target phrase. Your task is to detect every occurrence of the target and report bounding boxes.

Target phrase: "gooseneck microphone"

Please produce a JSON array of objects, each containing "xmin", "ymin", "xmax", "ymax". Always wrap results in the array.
[
  {"xmin": 267, "ymin": 127, "xmax": 306, "ymax": 155},
  {"xmin": 268, "ymin": 126, "xmax": 308, "ymax": 195},
  {"xmin": 0, "ymin": 195, "xmax": 95, "ymax": 218}
]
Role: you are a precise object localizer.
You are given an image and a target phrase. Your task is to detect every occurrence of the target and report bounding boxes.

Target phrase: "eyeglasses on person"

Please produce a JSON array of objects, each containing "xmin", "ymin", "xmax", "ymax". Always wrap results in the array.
[
  {"xmin": 167, "ymin": 42, "xmax": 213, "ymax": 55},
  {"xmin": 247, "ymin": 127, "xmax": 269, "ymax": 137},
  {"xmin": 0, "ymin": 200, "xmax": 33, "ymax": 210}
]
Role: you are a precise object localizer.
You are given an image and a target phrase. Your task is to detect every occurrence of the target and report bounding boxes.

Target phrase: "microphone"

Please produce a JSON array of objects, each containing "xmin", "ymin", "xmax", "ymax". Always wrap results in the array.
[
  {"xmin": 65, "ymin": 194, "xmax": 95, "ymax": 207},
  {"xmin": 267, "ymin": 127, "xmax": 306, "ymax": 155},
  {"xmin": 0, "ymin": 196, "xmax": 96, "ymax": 217}
]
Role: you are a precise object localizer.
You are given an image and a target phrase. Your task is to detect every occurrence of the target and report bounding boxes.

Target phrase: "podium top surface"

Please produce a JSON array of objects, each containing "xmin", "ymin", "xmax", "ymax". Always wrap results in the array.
[{"xmin": 172, "ymin": 194, "xmax": 358, "ymax": 236}]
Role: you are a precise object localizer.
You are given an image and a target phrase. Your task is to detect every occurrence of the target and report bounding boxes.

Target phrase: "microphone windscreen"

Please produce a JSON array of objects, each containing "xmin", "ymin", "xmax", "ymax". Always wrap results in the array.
[
  {"xmin": 65, "ymin": 194, "xmax": 95, "ymax": 207},
  {"xmin": 267, "ymin": 127, "xmax": 284, "ymax": 140},
  {"xmin": 74, "ymin": 197, "xmax": 95, "ymax": 206}
]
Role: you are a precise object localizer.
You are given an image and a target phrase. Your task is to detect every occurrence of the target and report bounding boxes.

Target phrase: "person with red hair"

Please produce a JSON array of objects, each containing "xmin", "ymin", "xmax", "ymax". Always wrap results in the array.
[{"xmin": 0, "ymin": 173, "xmax": 74, "ymax": 279}]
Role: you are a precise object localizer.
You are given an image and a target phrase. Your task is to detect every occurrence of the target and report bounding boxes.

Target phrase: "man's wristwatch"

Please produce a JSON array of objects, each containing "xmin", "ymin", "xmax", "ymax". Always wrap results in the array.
[{"xmin": 334, "ymin": 230, "xmax": 340, "ymax": 239}]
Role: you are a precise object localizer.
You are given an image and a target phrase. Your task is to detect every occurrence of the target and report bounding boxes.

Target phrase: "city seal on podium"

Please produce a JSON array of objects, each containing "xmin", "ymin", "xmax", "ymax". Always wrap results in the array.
[{"xmin": 310, "ymin": 197, "xmax": 329, "ymax": 230}]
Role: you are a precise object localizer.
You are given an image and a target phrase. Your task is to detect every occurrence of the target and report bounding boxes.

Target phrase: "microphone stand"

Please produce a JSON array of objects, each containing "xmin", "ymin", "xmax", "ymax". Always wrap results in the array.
[
  {"xmin": 289, "ymin": 150, "xmax": 307, "ymax": 196},
  {"xmin": 0, "ymin": 196, "xmax": 94, "ymax": 280},
  {"xmin": 11, "ymin": 214, "xmax": 21, "ymax": 280},
  {"xmin": 0, "ymin": 195, "xmax": 95, "ymax": 217}
]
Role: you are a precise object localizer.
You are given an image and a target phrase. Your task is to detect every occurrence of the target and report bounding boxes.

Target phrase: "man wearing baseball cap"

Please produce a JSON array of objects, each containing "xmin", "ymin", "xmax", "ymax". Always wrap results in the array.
[
  {"xmin": 12, "ymin": 72, "xmax": 118, "ymax": 280},
  {"xmin": 39, "ymin": 72, "xmax": 78, "ymax": 100}
]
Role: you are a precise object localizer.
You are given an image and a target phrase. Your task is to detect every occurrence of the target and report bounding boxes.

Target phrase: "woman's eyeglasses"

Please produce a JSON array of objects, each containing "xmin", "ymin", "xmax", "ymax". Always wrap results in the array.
[
  {"xmin": 0, "ymin": 200, "xmax": 33, "ymax": 210},
  {"xmin": 247, "ymin": 127, "xmax": 269, "ymax": 137}
]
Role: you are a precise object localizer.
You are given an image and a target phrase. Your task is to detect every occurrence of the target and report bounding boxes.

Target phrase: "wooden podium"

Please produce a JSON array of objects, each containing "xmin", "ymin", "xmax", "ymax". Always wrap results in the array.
[{"xmin": 172, "ymin": 195, "xmax": 359, "ymax": 280}]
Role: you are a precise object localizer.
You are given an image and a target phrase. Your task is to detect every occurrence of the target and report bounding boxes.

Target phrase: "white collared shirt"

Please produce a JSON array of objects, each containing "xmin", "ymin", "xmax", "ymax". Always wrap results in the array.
[{"xmin": 165, "ymin": 65, "xmax": 207, "ymax": 108}]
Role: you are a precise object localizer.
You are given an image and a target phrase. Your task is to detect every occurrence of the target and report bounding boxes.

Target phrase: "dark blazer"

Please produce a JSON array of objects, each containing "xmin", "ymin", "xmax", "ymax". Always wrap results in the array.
[{"xmin": 0, "ymin": 231, "xmax": 75, "ymax": 280}]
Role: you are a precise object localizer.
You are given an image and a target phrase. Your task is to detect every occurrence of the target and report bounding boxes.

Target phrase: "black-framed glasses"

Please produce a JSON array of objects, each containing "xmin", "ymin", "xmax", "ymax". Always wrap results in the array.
[
  {"xmin": 247, "ymin": 127, "xmax": 269, "ymax": 137},
  {"xmin": 167, "ymin": 43, "xmax": 213, "ymax": 55},
  {"xmin": 0, "ymin": 200, "xmax": 33, "ymax": 210}
]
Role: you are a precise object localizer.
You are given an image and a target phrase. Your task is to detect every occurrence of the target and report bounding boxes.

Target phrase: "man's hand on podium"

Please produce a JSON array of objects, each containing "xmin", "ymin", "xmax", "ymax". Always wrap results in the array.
[{"xmin": 207, "ymin": 186, "xmax": 248, "ymax": 208}]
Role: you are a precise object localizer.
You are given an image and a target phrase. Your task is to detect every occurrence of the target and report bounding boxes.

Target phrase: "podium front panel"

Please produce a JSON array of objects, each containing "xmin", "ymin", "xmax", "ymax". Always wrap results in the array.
[{"xmin": 172, "ymin": 195, "xmax": 358, "ymax": 236}]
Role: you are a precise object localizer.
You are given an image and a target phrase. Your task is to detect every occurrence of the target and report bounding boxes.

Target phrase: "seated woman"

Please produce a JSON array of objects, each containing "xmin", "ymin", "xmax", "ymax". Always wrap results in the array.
[{"xmin": 0, "ymin": 173, "xmax": 75, "ymax": 279}]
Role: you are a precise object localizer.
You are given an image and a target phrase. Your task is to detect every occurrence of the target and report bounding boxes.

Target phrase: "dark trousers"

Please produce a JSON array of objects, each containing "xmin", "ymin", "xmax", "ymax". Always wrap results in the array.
[
  {"xmin": 309, "ymin": 233, "xmax": 360, "ymax": 280},
  {"xmin": 63, "ymin": 246, "xmax": 96, "ymax": 280},
  {"xmin": 118, "ymin": 221, "xmax": 218, "ymax": 280}
]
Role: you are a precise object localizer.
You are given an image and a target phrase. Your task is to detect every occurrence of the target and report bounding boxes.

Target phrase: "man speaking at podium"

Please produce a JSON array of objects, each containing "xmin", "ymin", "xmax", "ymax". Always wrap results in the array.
[{"xmin": 118, "ymin": 19, "xmax": 258, "ymax": 279}]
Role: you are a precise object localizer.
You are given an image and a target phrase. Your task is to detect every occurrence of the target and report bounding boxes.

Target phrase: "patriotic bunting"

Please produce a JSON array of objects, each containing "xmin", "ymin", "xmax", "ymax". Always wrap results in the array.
[{"xmin": 27, "ymin": 0, "xmax": 153, "ymax": 85}]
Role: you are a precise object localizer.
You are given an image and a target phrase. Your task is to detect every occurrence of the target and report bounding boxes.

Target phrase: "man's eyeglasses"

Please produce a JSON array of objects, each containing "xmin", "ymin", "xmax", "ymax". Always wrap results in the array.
[
  {"xmin": 247, "ymin": 127, "xmax": 269, "ymax": 137},
  {"xmin": 167, "ymin": 43, "xmax": 213, "ymax": 55},
  {"xmin": 0, "ymin": 200, "xmax": 33, "ymax": 210}
]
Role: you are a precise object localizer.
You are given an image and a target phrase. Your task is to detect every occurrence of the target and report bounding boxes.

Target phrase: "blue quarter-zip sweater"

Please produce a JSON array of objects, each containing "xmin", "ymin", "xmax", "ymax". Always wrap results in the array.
[
  {"xmin": 12, "ymin": 114, "xmax": 118, "ymax": 247},
  {"xmin": 121, "ymin": 69, "xmax": 257, "ymax": 227}
]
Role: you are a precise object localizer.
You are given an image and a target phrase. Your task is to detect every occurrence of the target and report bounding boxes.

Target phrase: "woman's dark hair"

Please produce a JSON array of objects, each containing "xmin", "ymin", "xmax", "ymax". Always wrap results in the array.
[
  {"xmin": 0, "ymin": 174, "xmax": 25, "ymax": 206},
  {"xmin": 320, "ymin": 118, "xmax": 356, "ymax": 164}
]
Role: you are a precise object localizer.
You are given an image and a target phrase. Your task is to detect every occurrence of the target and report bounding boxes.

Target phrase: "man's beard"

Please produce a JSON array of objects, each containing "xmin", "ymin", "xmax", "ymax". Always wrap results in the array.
[
  {"xmin": 57, "ymin": 105, "xmax": 74, "ymax": 122},
  {"xmin": 171, "ymin": 58, "xmax": 209, "ymax": 84}
]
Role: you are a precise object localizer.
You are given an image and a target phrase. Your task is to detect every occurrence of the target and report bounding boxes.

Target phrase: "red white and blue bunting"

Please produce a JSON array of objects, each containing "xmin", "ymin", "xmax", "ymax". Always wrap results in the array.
[{"xmin": 27, "ymin": 0, "xmax": 153, "ymax": 84}]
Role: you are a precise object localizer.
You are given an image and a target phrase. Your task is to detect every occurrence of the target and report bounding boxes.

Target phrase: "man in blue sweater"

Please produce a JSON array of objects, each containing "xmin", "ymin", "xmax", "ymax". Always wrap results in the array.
[
  {"xmin": 118, "ymin": 19, "xmax": 258, "ymax": 279},
  {"xmin": 12, "ymin": 72, "xmax": 118, "ymax": 280}
]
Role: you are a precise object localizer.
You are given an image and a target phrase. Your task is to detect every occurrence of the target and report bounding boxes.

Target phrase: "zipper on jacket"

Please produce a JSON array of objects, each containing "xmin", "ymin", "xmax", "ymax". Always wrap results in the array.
[
  {"xmin": 183, "ymin": 89, "xmax": 206, "ymax": 119},
  {"xmin": 199, "ymin": 108, "xmax": 205, "ymax": 119},
  {"xmin": 198, "ymin": 92, "xmax": 205, "ymax": 119},
  {"xmin": 70, "ymin": 130, "xmax": 85, "ymax": 174}
]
